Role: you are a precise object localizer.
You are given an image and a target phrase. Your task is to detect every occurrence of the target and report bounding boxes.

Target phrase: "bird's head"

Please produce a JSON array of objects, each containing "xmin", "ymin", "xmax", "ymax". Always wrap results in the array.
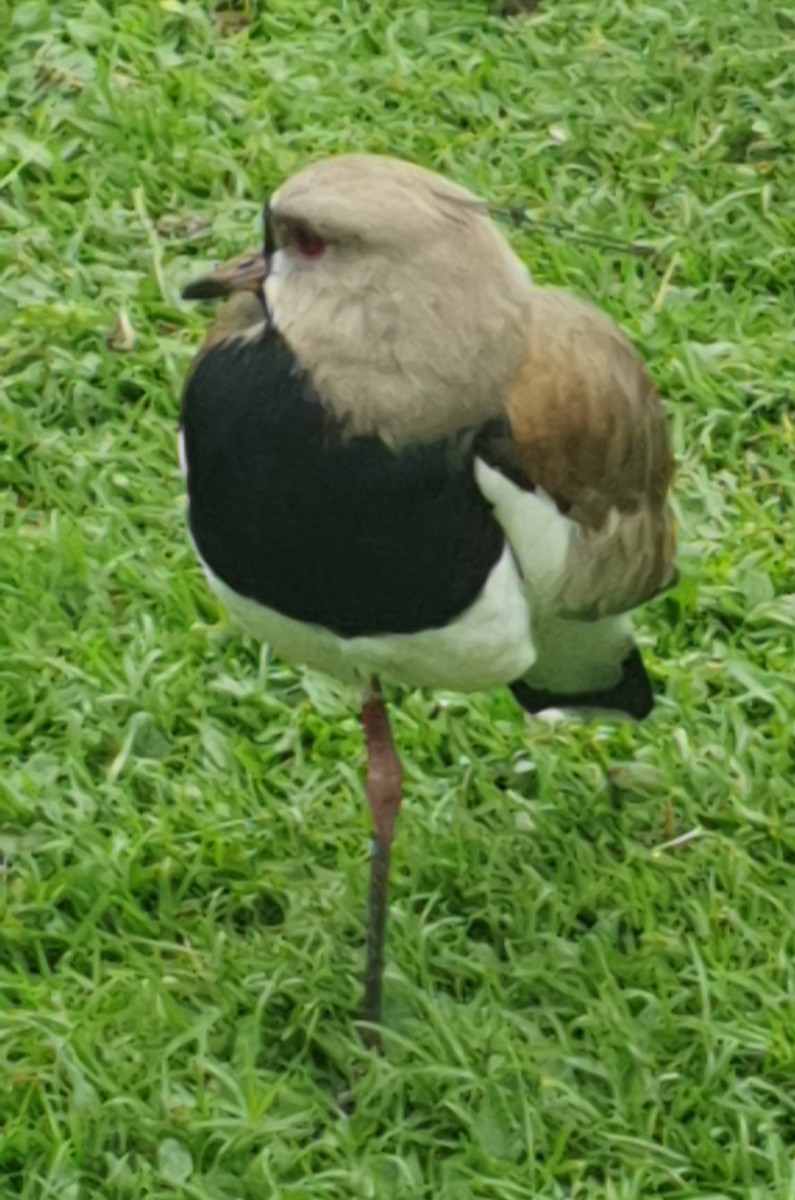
[{"xmin": 185, "ymin": 155, "xmax": 533, "ymax": 443}]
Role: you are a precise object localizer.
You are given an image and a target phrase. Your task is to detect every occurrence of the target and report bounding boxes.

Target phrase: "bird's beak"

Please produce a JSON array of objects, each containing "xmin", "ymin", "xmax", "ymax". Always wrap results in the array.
[{"xmin": 182, "ymin": 250, "xmax": 268, "ymax": 301}]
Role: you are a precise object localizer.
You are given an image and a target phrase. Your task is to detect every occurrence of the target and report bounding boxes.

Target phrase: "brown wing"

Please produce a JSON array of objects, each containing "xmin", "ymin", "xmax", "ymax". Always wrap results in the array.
[{"xmin": 500, "ymin": 287, "xmax": 676, "ymax": 619}]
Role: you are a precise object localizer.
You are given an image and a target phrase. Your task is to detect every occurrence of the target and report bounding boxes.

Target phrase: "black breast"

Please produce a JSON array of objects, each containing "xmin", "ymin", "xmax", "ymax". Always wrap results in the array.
[{"xmin": 181, "ymin": 328, "xmax": 504, "ymax": 638}]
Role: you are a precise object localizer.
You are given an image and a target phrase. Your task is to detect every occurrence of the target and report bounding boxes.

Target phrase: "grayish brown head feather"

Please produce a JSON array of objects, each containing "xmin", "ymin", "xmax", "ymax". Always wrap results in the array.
[
  {"xmin": 265, "ymin": 154, "xmax": 533, "ymax": 445},
  {"xmin": 270, "ymin": 155, "xmax": 489, "ymax": 247}
]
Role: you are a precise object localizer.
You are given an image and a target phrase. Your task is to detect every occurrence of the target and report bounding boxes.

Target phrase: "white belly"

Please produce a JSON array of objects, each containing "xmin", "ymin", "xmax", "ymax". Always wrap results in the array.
[{"xmin": 201, "ymin": 544, "xmax": 535, "ymax": 691}]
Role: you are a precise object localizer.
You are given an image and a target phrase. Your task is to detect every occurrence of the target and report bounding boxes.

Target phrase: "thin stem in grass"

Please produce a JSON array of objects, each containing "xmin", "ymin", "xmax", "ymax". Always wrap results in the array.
[{"xmin": 499, "ymin": 207, "xmax": 663, "ymax": 259}]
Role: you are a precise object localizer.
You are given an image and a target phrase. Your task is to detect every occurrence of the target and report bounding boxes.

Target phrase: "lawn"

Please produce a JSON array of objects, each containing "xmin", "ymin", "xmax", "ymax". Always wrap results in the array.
[{"xmin": 2, "ymin": 0, "xmax": 794, "ymax": 1196}]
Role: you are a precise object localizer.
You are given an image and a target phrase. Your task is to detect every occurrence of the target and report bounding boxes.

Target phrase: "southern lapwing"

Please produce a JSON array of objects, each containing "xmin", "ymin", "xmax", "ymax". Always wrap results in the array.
[{"xmin": 179, "ymin": 154, "xmax": 676, "ymax": 1048}]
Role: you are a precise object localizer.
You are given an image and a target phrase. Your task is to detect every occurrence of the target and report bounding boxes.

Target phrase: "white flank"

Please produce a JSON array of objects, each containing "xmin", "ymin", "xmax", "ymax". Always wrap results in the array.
[
  {"xmin": 200, "ymin": 544, "xmax": 535, "ymax": 692},
  {"xmin": 475, "ymin": 457, "xmax": 574, "ymax": 607},
  {"xmin": 474, "ymin": 458, "xmax": 636, "ymax": 695}
]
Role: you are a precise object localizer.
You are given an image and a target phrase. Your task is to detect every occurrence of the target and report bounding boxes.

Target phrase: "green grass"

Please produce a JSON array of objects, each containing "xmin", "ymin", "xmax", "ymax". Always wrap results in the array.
[{"xmin": 2, "ymin": 0, "xmax": 794, "ymax": 1196}]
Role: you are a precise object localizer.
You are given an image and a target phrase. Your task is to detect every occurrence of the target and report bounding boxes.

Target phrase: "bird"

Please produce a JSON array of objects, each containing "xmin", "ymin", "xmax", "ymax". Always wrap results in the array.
[{"xmin": 178, "ymin": 154, "xmax": 676, "ymax": 1049}]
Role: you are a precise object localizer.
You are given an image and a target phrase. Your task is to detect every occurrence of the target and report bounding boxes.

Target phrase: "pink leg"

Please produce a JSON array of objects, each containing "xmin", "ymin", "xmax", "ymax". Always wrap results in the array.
[{"xmin": 357, "ymin": 676, "xmax": 403, "ymax": 1050}]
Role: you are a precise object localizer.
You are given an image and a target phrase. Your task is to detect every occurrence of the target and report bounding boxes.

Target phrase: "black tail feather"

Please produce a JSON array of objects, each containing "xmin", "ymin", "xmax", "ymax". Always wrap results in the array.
[{"xmin": 510, "ymin": 647, "xmax": 655, "ymax": 720}]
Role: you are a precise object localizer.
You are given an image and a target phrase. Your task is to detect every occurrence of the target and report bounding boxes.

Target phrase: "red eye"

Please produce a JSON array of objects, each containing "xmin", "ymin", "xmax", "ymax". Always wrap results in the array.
[{"xmin": 291, "ymin": 225, "xmax": 327, "ymax": 260}]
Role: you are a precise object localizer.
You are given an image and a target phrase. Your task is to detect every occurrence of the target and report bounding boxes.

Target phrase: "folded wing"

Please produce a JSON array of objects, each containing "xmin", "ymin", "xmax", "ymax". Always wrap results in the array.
[{"xmin": 476, "ymin": 286, "xmax": 676, "ymax": 714}]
